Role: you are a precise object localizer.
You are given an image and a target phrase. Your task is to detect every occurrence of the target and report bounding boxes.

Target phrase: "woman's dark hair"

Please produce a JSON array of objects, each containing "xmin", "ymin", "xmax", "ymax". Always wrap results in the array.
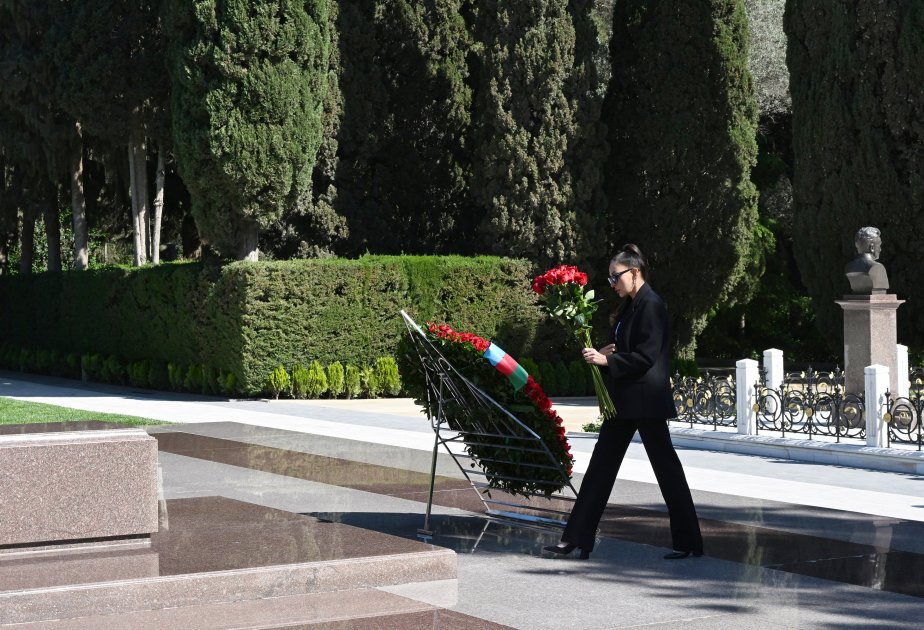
[{"xmin": 610, "ymin": 244, "xmax": 648, "ymax": 280}]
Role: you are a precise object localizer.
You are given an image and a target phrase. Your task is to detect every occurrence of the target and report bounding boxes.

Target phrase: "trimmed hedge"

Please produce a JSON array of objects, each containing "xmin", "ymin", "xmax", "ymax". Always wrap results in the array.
[{"xmin": 0, "ymin": 255, "xmax": 542, "ymax": 395}]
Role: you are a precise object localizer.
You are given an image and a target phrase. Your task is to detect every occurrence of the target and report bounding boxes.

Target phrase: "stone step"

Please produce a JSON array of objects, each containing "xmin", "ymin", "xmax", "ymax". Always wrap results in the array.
[
  {"xmin": 6, "ymin": 588, "xmax": 469, "ymax": 629},
  {"xmin": 0, "ymin": 497, "xmax": 456, "ymax": 625}
]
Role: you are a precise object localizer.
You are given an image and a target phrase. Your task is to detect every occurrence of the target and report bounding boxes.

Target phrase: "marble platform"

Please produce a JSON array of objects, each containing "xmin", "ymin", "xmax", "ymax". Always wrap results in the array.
[
  {"xmin": 0, "ymin": 496, "xmax": 458, "ymax": 626},
  {"xmin": 0, "ymin": 423, "xmax": 158, "ymax": 548}
]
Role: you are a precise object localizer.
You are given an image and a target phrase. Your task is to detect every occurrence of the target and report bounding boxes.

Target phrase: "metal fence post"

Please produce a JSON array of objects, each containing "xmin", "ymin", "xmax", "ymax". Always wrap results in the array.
[
  {"xmin": 865, "ymin": 364, "xmax": 889, "ymax": 448},
  {"xmin": 736, "ymin": 358, "xmax": 759, "ymax": 435},
  {"xmin": 763, "ymin": 348, "xmax": 784, "ymax": 391}
]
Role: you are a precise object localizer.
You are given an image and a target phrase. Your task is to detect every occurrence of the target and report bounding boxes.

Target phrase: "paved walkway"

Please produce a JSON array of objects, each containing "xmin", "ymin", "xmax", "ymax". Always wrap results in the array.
[
  {"xmin": 3, "ymin": 371, "xmax": 924, "ymax": 628},
  {"xmin": 4, "ymin": 372, "xmax": 924, "ymax": 524}
]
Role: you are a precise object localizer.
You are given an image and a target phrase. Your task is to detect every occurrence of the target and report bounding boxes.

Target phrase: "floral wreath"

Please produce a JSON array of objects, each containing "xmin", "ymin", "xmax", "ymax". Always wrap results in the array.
[{"xmin": 418, "ymin": 322, "xmax": 574, "ymax": 495}]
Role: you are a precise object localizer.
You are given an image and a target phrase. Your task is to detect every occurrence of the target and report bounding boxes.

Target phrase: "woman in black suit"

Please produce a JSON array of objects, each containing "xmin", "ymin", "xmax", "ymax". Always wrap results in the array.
[{"xmin": 544, "ymin": 244, "xmax": 703, "ymax": 560}]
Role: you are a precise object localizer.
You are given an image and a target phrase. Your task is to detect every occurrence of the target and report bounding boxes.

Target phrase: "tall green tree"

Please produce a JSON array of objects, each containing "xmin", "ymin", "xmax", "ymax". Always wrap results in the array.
[
  {"xmin": 565, "ymin": 0, "xmax": 612, "ymax": 270},
  {"xmin": 0, "ymin": 0, "xmax": 88, "ymax": 270},
  {"xmin": 262, "ymin": 0, "xmax": 347, "ymax": 259},
  {"xmin": 603, "ymin": 0, "xmax": 759, "ymax": 358},
  {"xmin": 786, "ymin": 1, "xmax": 924, "ymax": 352},
  {"xmin": 165, "ymin": 0, "xmax": 332, "ymax": 260},
  {"xmin": 472, "ymin": 0, "xmax": 592, "ymax": 270},
  {"xmin": 329, "ymin": 0, "xmax": 475, "ymax": 256}
]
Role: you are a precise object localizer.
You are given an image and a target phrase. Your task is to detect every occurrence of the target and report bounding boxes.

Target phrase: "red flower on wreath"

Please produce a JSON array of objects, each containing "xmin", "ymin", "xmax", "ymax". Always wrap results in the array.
[
  {"xmin": 426, "ymin": 322, "xmax": 574, "ymax": 476},
  {"xmin": 428, "ymin": 323, "xmax": 491, "ymax": 353}
]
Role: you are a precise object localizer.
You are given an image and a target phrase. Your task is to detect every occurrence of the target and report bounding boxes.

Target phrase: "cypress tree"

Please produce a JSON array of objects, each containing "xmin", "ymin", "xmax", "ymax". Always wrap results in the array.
[
  {"xmin": 164, "ymin": 0, "xmax": 331, "ymax": 260},
  {"xmin": 472, "ymin": 0, "xmax": 590, "ymax": 270},
  {"xmin": 603, "ymin": 0, "xmax": 759, "ymax": 358},
  {"xmin": 332, "ymin": 1, "xmax": 475, "ymax": 256},
  {"xmin": 263, "ymin": 0, "xmax": 347, "ymax": 259},
  {"xmin": 786, "ymin": 1, "xmax": 924, "ymax": 351},
  {"xmin": 565, "ymin": 0, "xmax": 612, "ymax": 271}
]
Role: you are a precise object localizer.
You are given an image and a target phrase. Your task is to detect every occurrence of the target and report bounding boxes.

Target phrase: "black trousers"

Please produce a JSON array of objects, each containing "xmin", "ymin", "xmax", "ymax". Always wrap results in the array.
[{"xmin": 561, "ymin": 418, "xmax": 703, "ymax": 553}]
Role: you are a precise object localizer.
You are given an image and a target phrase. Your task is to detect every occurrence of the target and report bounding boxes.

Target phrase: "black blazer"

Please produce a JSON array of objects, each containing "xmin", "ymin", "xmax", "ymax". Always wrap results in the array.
[{"xmin": 604, "ymin": 283, "xmax": 676, "ymax": 420}]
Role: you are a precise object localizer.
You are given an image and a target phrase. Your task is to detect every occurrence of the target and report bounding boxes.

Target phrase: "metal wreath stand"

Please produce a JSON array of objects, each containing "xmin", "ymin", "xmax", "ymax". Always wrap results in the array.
[{"xmin": 400, "ymin": 310, "xmax": 577, "ymax": 537}]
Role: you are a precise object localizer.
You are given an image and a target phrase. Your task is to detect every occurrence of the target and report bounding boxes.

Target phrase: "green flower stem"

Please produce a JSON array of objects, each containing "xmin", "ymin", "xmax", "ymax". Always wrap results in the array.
[{"xmin": 577, "ymin": 329, "xmax": 617, "ymax": 421}]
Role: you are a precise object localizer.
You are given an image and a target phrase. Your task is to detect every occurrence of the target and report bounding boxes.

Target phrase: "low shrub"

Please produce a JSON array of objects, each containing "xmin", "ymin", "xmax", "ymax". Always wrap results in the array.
[
  {"xmin": 148, "ymin": 361, "xmax": 169, "ymax": 390},
  {"xmin": 520, "ymin": 357, "xmax": 541, "ymax": 382},
  {"xmin": 327, "ymin": 361, "xmax": 345, "ymax": 398},
  {"xmin": 538, "ymin": 360, "xmax": 558, "ymax": 396},
  {"xmin": 202, "ymin": 365, "xmax": 220, "ymax": 395},
  {"xmin": 305, "ymin": 361, "xmax": 328, "ymax": 398},
  {"xmin": 374, "ymin": 357, "xmax": 402, "ymax": 396},
  {"xmin": 555, "ymin": 362, "xmax": 572, "ymax": 396},
  {"xmin": 101, "ymin": 355, "xmax": 125, "ymax": 384},
  {"xmin": 167, "ymin": 363, "xmax": 185, "ymax": 391},
  {"xmin": 344, "ymin": 364, "xmax": 361, "ymax": 399},
  {"xmin": 128, "ymin": 361, "xmax": 149, "ymax": 387},
  {"xmin": 568, "ymin": 360, "xmax": 591, "ymax": 396},
  {"xmin": 360, "ymin": 365, "xmax": 380, "ymax": 398},
  {"xmin": 265, "ymin": 365, "xmax": 291, "ymax": 399},
  {"xmin": 291, "ymin": 363, "xmax": 310, "ymax": 399},
  {"xmin": 184, "ymin": 364, "xmax": 202, "ymax": 392}
]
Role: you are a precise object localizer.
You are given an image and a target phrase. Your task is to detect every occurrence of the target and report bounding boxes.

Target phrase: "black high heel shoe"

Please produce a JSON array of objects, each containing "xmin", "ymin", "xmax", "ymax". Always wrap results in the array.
[
  {"xmin": 543, "ymin": 543, "xmax": 590, "ymax": 560},
  {"xmin": 663, "ymin": 550, "xmax": 703, "ymax": 560}
]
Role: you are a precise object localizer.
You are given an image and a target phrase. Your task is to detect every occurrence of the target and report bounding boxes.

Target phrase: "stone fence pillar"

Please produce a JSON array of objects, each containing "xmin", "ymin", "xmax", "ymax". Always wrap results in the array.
[
  {"xmin": 896, "ymin": 344, "xmax": 909, "ymax": 399},
  {"xmin": 865, "ymin": 364, "xmax": 889, "ymax": 448},
  {"xmin": 736, "ymin": 358, "xmax": 759, "ymax": 435},
  {"xmin": 763, "ymin": 348, "xmax": 784, "ymax": 391}
]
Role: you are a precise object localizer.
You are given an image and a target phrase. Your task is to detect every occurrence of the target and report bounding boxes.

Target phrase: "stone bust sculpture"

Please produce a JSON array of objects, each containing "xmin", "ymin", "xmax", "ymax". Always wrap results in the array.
[{"xmin": 845, "ymin": 227, "xmax": 889, "ymax": 294}]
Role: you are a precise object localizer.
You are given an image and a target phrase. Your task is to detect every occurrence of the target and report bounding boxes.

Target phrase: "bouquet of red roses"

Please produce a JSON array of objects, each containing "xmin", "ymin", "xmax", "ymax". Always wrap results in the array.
[{"xmin": 533, "ymin": 265, "xmax": 617, "ymax": 421}]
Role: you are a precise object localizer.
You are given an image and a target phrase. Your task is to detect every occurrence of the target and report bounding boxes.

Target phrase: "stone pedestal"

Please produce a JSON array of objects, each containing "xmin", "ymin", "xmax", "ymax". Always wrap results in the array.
[
  {"xmin": 0, "ymin": 428, "xmax": 159, "ymax": 548},
  {"xmin": 835, "ymin": 294, "xmax": 904, "ymax": 395}
]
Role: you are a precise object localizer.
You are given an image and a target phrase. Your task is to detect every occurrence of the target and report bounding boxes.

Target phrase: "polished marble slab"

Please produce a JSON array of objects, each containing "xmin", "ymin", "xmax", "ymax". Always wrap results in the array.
[
  {"xmin": 12, "ymin": 591, "xmax": 512, "ymax": 629},
  {"xmin": 0, "ymin": 496, "xmax": 457, "ymax": 625},
  {"xmin": 153, "ymin": 430, "xmax": 475, "ymax": 501},
  {"xmin": 151, "ymin": 427, "xmax": 924, "ymax": 602}
]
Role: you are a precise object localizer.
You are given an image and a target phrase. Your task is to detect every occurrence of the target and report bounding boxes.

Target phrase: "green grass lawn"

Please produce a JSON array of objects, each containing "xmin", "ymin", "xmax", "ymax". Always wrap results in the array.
[{"xmin": 0, "ymin": 397, "xmax": 165, "ymax": 426}]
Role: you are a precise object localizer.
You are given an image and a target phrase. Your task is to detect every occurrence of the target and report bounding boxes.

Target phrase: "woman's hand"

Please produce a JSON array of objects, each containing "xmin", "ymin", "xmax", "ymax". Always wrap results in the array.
[
  {"xmin": 600, "ymin": 343, "xmax": 616, "ymax": 355},
  {"xmin": 582, "ymin": 347, "xmax": 609, "ymax": 367}
]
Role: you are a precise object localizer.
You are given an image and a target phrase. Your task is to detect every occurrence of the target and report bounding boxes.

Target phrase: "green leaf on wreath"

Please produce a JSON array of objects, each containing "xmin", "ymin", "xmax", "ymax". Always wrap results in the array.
[{"xmin": 508, "ymin": 404, "xmax": 534, "ymax": 413}]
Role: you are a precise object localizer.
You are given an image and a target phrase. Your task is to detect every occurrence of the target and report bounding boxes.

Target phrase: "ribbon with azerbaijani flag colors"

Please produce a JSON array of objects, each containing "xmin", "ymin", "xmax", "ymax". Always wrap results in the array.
[{"xmin": 483, "ymin": 342, "xmax": 529, "ymax": 392}]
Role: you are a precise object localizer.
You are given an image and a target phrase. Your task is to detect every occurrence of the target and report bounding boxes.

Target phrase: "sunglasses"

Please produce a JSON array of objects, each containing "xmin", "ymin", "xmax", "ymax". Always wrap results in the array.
[{"xmin": 607, "ymin": 269, "xmax": 633, "ymax": 285}]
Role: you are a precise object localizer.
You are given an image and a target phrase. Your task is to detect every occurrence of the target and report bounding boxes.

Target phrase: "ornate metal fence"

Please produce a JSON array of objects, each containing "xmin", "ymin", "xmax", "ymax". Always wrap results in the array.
[
  {"xmin": 753, "ymin": 367, "xmax": 865, "ymax": 441},
  {"xmin": 671, "ymin": 370, "xmax": 736, "ymax": 429},
  {"xmin": 884, "ymin": 389, "xmax": 924, "ymax": 451},
  {"xmin": 910, "ymin": 367, "xmax": 924, "ymax": 395}
]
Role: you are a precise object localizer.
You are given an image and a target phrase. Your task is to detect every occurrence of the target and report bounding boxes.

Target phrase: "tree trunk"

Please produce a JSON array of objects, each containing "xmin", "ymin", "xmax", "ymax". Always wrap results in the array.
[
  {"xmin": 19, "ymin": 208, "xmax": 34, "ymax": 275},
  {"xmin": 128, "ymin": 140, "xmax": 143, "ymax": 265},
  {"xmin": 128, "ymin": 107, "xmax": 151, "ymax": 265},
  {"xmin": 236, "ymin": 221, "xmax": 260, "ymax": 261},
  {"xmin": 128, "ymin": 107, "xmax": 149, "ymax": 265},
  {"xmin": 70, "ymin": 125, "xmax": 89, "ymax": 271},
  {"xmin": 152, "ymin": 147, "xmax": 165, "ymax": 264},
  {"xmin": 44, "ymin": 185, "xmax": 61, "ymax": 272}
]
